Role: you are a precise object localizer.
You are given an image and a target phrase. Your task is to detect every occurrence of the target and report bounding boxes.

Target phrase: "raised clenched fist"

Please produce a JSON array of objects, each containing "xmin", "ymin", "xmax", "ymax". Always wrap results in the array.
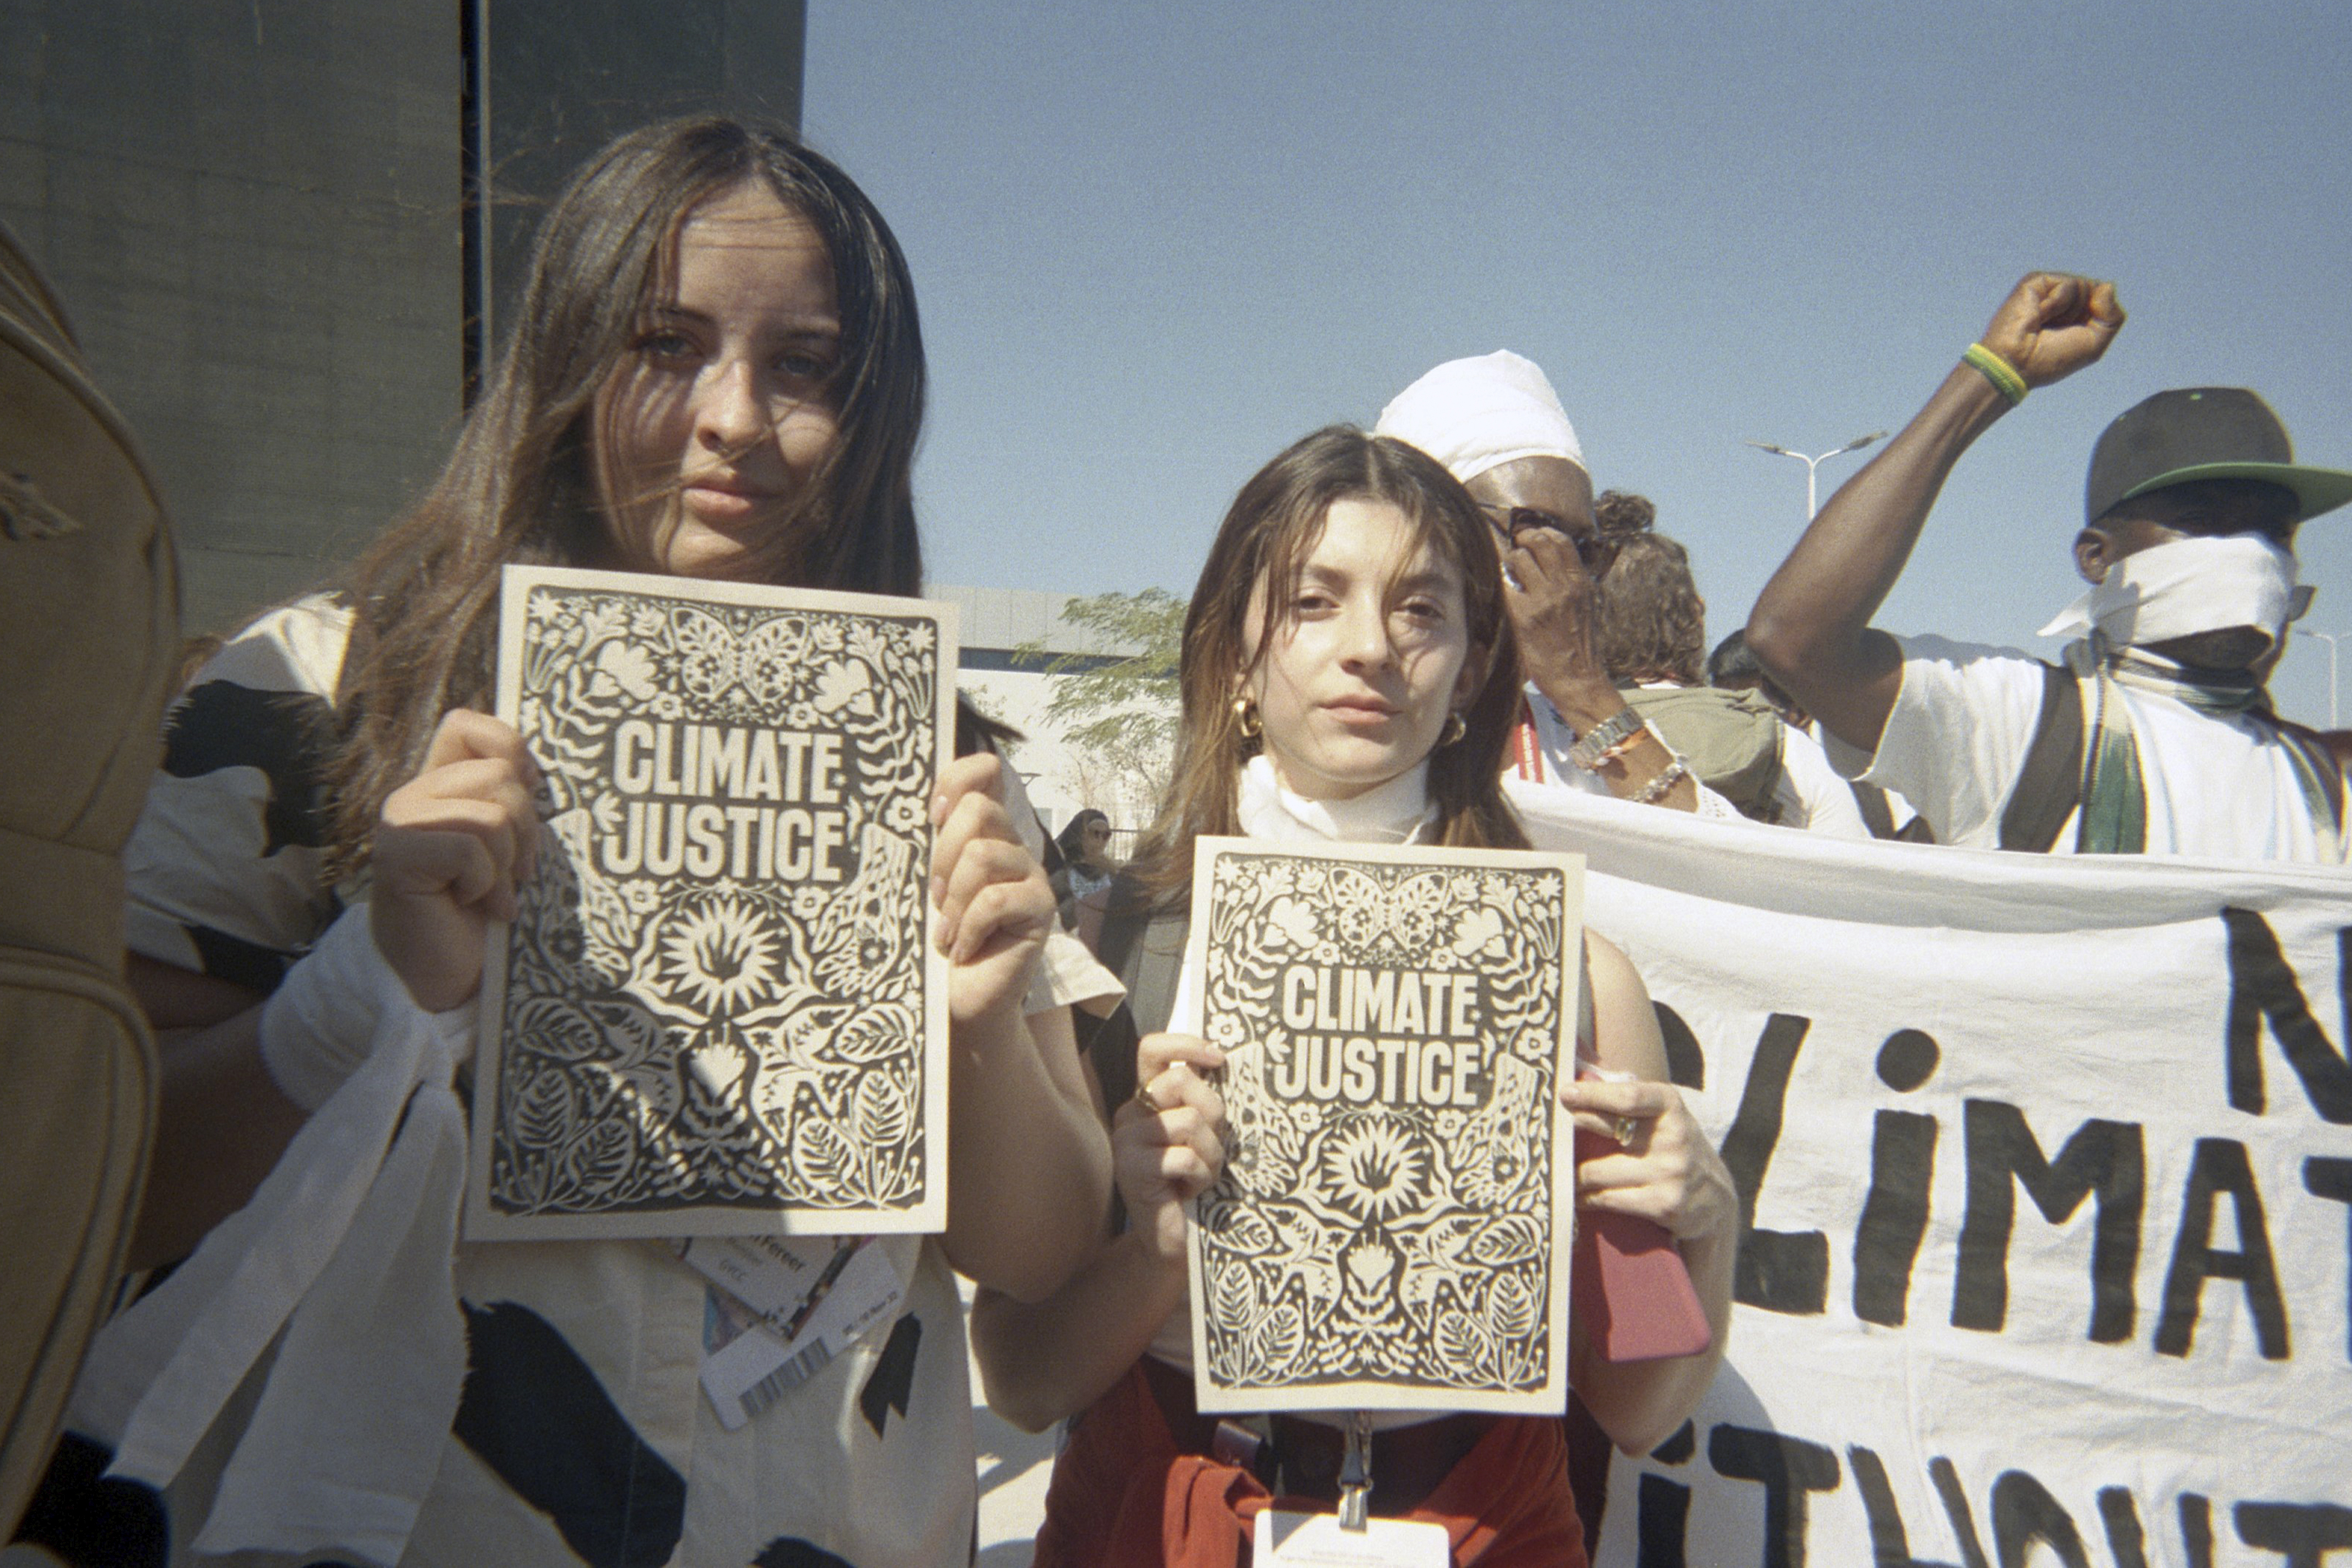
[{"xmin": 1980, "ymin": 272, "xmax": 2126, "ymax": 390}]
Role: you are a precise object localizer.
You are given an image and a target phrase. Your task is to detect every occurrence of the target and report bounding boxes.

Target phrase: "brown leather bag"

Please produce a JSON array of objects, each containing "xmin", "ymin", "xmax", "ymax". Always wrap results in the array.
[{"xmin": 0, "ymin": 221, "xmax": 178, "ymax": 1531}]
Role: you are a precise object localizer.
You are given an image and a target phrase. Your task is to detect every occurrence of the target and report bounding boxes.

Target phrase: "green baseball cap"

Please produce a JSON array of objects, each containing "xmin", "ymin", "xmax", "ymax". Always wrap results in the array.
[{"xmin": 2085, "ymin": 387, "xmax": 2352, "ymax": 526}]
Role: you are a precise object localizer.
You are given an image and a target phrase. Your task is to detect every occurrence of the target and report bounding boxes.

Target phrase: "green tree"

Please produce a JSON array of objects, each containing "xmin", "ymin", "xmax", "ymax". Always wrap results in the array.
[{"xmin": 1017, "ymin": 588, "xmax": 1184, "ymax": 815}]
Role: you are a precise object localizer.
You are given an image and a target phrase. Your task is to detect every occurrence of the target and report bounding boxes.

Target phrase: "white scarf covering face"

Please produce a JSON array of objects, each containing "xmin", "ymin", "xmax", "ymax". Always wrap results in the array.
[
  {"xmin": 2037, "ymin": 534, "xmax": 2310, "ymax": 653},
  {"xmin": 1373, "ymin": 350, "xmax": 1586, "ymax": 485},
  {"xmin": 1235, "ymin": 753, "xmax": 1436, "ymax": 845}
]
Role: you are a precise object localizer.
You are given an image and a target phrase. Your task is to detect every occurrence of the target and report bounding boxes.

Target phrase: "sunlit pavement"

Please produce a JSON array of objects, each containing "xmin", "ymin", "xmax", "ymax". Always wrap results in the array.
[{"xmin": 966, "ymin": 1277, "xmax": 1056, "ymax": 1567}]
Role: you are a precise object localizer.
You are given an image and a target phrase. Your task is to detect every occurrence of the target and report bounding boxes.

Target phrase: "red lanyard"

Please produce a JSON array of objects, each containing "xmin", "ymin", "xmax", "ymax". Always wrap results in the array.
[{"xmin": 1512, "ymin": 698, "xmax": 1544, "ymax": 781}]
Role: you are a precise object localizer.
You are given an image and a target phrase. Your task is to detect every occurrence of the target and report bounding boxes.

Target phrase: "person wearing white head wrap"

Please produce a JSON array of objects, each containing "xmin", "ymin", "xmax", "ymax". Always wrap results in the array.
[
  {"xmin": 1746, "ymin": 270, "xmax": 2352, "ymax": 860},
  {"xmin": 1379, "ymin": 353, "xmax": 1740, "ymax": 819},
  {"xmin": 1373, "ymin": 349, "xmax": 1586, "ymax": 483}
]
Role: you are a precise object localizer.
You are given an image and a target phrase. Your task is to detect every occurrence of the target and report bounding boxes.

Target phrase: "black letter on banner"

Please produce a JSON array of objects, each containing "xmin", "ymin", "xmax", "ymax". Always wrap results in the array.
[
  {"xmin": 1928, "ymin": 1459, "xmax": 1994, "ymax": 1568},
  {"xmin": 1848, "ymin": 1445, "xmax": 1970, "ymax": 1568},
  {"xmin": 2156, "ymin": 1137, "xmax": 2290, "ymax": 1360},
  {"xmin": 1989, "ymin": 1471, "xmax": 2090, "ymax": 1568},
  {"xmin": 2180, "ymin": 1494, "xmax": 2216, "ymax": 1568},
  {"xmin": 1707, "ymin": 1424, "xmax": 1840, "ymax": 1568},
  {"xmin": 2306, "ymin": 1157, "xmax": 2352, "ymax": 1362},
  {"xmin": 2220, "ymin": 908, "xmax": 2352, "ymax": 1123},
  {"xmin": 2097, "ymin": 1488, "xmax": 2150, "ymax": 1568},
  {"xmin": 1653, "ymin": 1001, "xmax": 1706, "ymax": 1089},
  {"xmin": 2234, "ymin": 1501, "xmax": 2352, "ymax": 1566},
  {"xmin": 1720, "ymin": 1014, "xmax": 1829, "ymax": 1315},
  {"xmin": 1636, "ymin": 1475, "xmax": 1690, "ymax": 1568},
  {"xmin": 1952, "ymin": 1102, "xmax": 2142, "ymax": 1342},
  {"xmin": 1854, "ymin": 1031, "xmax": 1942, "ymax": 1326}
]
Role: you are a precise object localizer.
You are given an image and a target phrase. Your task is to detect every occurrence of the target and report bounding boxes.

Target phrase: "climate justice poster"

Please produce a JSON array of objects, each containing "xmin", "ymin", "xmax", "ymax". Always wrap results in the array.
[
  {"xmin": 467, "ymin": 565, "xmax": 956, "ymax": 1241},
  {"xmin": 1183, "ymin": 836, "xmax": 1583, "ymax": 1416}
]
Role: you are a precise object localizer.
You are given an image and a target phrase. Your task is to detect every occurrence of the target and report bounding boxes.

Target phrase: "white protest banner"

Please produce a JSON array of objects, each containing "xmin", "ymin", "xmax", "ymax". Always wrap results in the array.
[{"xmin": 1507, "ymin": 781, "xmax": 2352, "ymax": 1568}]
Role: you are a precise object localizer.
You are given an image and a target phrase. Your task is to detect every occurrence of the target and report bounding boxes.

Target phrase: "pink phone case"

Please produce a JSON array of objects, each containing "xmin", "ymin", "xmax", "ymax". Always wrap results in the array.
[{"xmin": 1571, "ymin": 1071, "xmax": 1714, "ymax": 1362}]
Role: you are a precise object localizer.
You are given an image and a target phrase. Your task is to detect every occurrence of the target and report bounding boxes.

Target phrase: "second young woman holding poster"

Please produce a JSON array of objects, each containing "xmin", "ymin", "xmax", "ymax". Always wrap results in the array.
[{"xmin": 972, "ymin": 428, "xmax": 1737, "ymax": 1565}]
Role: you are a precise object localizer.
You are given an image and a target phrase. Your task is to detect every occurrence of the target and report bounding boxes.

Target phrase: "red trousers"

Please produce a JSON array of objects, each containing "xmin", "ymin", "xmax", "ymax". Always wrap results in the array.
[{"xmin": 1031, "ymin": 1361, "xmax": 1590, "ymax": 1568}]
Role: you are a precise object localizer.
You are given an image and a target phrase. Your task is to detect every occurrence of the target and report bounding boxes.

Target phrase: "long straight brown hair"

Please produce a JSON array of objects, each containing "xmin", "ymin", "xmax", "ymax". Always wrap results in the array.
[
  {"xmin": 324, "ymin": 117, "xmax": 934, "ymax": 874},
  {"xmin": 1124, "ymin": 427, "xmax": 1528, "ymax": 897}
]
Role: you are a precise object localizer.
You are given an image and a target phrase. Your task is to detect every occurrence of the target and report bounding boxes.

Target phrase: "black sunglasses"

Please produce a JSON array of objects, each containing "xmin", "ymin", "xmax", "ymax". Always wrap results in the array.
[{"xmin": 1478, "ymin": 503, "xmax": 1607, "ymax": 568}]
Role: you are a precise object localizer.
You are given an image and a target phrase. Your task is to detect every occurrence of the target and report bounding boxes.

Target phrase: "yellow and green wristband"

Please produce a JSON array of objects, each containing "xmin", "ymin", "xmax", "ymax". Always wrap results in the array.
[{"xmin": 1962, "ymin": 342, "xmax": 2029, "ymax": 406}]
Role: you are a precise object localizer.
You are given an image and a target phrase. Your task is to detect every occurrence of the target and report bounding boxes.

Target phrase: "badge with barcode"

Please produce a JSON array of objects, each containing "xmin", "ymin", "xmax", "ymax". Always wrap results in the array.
[
  {"xmin": 691, "ymin": 1239, "xmax": 904, "ymax": 1428},
  {"xmin": 1254, "ymin": 1510, "xmax": 1450, "ymax": 1566},
  {"xmin": 678, "ymin": 1233, "xmax": 853, "ymax": 1336}
]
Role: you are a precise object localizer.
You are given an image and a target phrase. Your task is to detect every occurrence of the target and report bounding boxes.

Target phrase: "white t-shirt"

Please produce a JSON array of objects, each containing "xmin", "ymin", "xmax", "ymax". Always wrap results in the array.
[
  {"xmin": 1859, "ymin": 633, "xmax": 2348, "ymax": 862},
  {"xmin": 1776, "ymin": 720, "xmax": 1871, "ymax": 840}
]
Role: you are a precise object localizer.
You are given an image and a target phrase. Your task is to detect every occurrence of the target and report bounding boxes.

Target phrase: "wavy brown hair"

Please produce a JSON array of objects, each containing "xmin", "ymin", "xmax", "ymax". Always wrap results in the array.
[
  {"xmin": 1597, "ymin": 531, "xmax": 1707, "ymax": 687},
  {"xmin": 323, "ymin": 117, "xmax": 935, "ymax": 874},
  {"xmin": 1124, "ymin": 427, "xmax": 1527, "ymax": 897},
  {"xmin": 1592, "ymin": 488, "xmax": 1656, "ymax": 547}
]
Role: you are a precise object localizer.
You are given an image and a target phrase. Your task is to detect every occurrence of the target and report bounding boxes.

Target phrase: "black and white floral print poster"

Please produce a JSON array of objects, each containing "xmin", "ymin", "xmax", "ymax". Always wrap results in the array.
[
  {"xmin": 1184, "ymin": 837, "xmax": 1581, "ymax": 1414},
  {"xmin": 465, "ymin": 565, "xmax": 955, "ymax": 1240}
]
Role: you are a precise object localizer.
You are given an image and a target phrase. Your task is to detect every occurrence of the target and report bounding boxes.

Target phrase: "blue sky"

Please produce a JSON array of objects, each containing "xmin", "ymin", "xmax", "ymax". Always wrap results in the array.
[{"xmin": 804, "ymin": 3, "xmax": 2352, "ymax": 723}]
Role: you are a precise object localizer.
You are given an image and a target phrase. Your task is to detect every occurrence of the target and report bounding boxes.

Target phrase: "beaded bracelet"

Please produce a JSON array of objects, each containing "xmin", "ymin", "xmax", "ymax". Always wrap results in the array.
[
  {"xmin": 1962, "ymin": 342, "xmax": 2028, "ymax": 406},
  {"xmin": 1631, "ymin": 759, "xmax": 1690, "ymax": 806}
]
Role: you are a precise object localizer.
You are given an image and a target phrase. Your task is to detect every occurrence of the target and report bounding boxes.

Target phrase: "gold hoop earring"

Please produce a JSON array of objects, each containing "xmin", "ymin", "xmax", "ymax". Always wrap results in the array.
[
  {"xmin": 1439, "ymin": 711, "xmax": 1467, "ymax": 747},
  {"xmin": 1232, "ymin": 695, "xmax": 1263, "ymax": 740}
]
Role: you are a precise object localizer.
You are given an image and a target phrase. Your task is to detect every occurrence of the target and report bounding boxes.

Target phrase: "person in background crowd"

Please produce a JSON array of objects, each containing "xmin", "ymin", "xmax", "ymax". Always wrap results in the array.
[
  {"xmin": 1376, "ymin": 352, "xmax": 1742, "ymax": 820},
  {"xmin": 1748, "ymin": 272, "xmax": 2352, "ymax": 860},
  {"xmin": 1052, "ymin": 807, "xmax": 1119, "ymax": 928},
  {"xmin": 1597, "ymin": 532, "xmax": 1868, "ymax": 837},
  {"xmin": 972, "ymin": 427, "xmax": 1735, "ymax": 1568},
  {"xmin": 1705, "ymin": 629, "xmax": 1804, "ymax": 730},
  {"xmin": 1590, "ymin": 489, "xmax": 1657, "ymax": 565},
  {"xmin": 1709, "ymin": 629, "xmax": 1930, "ymax": 842},
  {"xmin": 22, "ymin": 117, "xmax": 1112, "ymax": 1568}
]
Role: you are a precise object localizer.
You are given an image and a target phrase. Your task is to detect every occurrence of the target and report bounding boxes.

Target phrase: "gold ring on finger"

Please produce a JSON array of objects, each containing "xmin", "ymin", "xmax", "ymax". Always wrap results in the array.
[
  {"xmin": 1134, "ymin": 1082, "xmax": 1166, "ymax": 1115},
  {"xmin": 1614, "ymin": 1115, "xmax": 1639, "ymax": 1147}
]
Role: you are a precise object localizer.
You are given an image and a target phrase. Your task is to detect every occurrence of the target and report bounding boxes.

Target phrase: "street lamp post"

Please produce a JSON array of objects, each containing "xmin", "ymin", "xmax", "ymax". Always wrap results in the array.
[
  {"xmin": 1746, "ymin": 431, "xmax": 1890, "ymax": 519},
  {"xmin": 2300, "ymin": 629, "xmax": 2343, "ymax": 728}
]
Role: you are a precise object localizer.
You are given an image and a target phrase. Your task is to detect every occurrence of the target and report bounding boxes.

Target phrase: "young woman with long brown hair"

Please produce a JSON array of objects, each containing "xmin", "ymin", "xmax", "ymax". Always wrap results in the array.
[
  {"xmin": 970, "ymin": 427, "xmax": 1736, "ymax": 1567},
  {"xmin": 31, "ymin": 118, "xmax": 1109, "ymax": 1568}
]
